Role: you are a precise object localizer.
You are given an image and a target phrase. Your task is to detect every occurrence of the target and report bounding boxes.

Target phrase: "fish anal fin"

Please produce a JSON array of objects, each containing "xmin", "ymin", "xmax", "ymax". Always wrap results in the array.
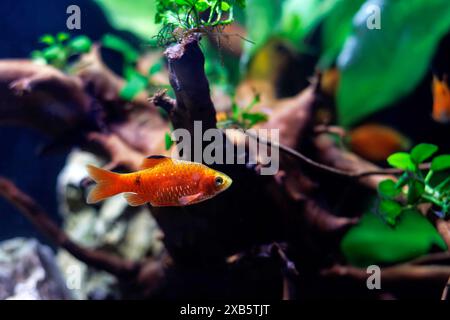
[
  {"xmin": 140, "ymin": 155, "xmax": 171, "ymax": 169},
  {"xmin": 124, "ymin": 193, "xmax": 147, "ymax": 207},
  {"xmin": 179, "ymin": 193, "xmax": 203, "ymax": 206}
]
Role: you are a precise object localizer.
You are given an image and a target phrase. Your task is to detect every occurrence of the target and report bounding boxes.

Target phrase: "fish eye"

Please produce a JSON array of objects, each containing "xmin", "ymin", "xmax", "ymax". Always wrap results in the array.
[{"xmin": 215, "ymin": 176, "xmax": 224, "ymax": 186}]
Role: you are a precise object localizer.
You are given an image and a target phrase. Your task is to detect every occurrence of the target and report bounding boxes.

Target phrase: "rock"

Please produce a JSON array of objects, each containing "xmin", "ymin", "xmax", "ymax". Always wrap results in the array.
[
  {"xmin": 0, "ymin": 238, "xmax": 72, "ymax": 300},
  {"xmin": 56, "ymin": 150, "xmax": 164, "ymax": 299}
]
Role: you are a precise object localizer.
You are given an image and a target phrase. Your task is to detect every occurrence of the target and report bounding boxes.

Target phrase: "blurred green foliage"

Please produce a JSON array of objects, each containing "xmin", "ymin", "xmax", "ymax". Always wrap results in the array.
[
  {"xmin": 341, "ymin": 209, "xmax": 446, "ymax": 267},
  {"xmin": 243, "ymin": 0, "xmax": 450, "ymax": 126},
  {"xmin": 32, "ymin": 33, "xmax": 92, "ymax": 69},
  {"xmin": 217, "ymin": 93, "xmax": 268, "ymax": 129},
  {"xmin": 94, "ymin": 0, "xmax": 159, "ymax": 40},
  {"xmin": 101, "ymin": 34, "xmax": 166, "ymax": 101},
  {"xmin": 337, "ymin": 0, "xmax": 450, "ymax": 126}
]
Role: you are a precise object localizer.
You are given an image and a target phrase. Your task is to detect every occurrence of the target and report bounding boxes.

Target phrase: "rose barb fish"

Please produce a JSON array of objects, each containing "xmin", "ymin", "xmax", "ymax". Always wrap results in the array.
[
  {"xmin": 86, "ymin": 156, "xmax": 232, "ymax": 207},
  {"xmin": 432, "ymin": 75, "xmax": 450, "ymax": 123}
]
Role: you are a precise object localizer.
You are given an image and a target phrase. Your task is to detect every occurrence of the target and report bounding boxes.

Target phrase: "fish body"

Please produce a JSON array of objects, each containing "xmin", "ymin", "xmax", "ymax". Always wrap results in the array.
[
  {"xmin": 432, "ymin": 75, "xmax": 450, "ymax": 123},
  {"xmin": 86, "ymin": 156, "xmax": 232, "ymax": 207},
  {"xmin": 349, "ymin": 124, "xmax": 410, "ymax": 162}
]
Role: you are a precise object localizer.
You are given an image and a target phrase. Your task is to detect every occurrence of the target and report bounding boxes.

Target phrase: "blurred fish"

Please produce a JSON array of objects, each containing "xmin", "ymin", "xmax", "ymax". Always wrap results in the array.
[
  {"xmin": 349, "ymin": 124, "xmax": 411, "ymax": 162},
  {"xmin": 432, "ymin": 75, "xmax": 450, "ymax": 123},
  {"xmin": 86, "ymin": 156, "xmax": 232, "ymax": 207}
]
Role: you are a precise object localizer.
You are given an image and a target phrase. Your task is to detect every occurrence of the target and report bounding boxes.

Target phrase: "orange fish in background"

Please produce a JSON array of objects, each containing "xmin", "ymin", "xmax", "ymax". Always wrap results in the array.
[
  {"xmin": 432, "ymin": 75, "xmax": 450, "ymax": 123},
  {"xmin": 86, "ymin": 156, "xmax": 232, "ymax": 207},
  {"xmin": 349, "ymin": 124, "xmax": 411, "ymax": 162}
]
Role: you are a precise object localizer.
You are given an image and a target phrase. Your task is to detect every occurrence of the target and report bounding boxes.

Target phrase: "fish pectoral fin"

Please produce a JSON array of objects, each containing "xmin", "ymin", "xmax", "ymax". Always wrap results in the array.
[
  {"xmin": 140, "ymin": 155, "xmax": 171, "ymax": 170},
  {"xmin": 124, "ymin": 193, "xmax": 147, "ymax": 207},
  {"xmin": 179, "ymin": 193, "xmax": 203, "ymax": 206}
]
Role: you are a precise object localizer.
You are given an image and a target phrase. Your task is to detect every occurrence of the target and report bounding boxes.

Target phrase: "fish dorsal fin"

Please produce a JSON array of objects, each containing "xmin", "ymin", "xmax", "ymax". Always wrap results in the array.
[{"xmin": 140, "ymin": 155, "xmax": 170, "ymax": 169}]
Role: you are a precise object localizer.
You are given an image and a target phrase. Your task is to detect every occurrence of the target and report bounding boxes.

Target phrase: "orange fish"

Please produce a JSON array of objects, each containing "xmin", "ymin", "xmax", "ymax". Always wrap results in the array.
[
  {"xmin": 86, "ymin": 156, "xmax": 232, "ymax": 207},
  {"xmin": 349, "ymin": 124, "xmax": 410, "ymax": 162},
  {"xmin": 432, "ymin": 75, "xmax": 450, "ymax": 123}
]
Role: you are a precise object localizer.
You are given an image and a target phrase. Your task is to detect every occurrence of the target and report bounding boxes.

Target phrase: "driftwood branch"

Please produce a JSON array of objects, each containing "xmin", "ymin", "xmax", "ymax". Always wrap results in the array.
[
  {"xmin": 164, "ymin": 34, "xmax": 217, "ymax": 134},
  {"xmin": 0, "ymin": 177, "xmax": 140, "ymax": 278}
]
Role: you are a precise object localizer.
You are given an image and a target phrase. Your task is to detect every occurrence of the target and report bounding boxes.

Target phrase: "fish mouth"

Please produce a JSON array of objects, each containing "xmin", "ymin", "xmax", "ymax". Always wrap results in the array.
[{"xmin": 223, "ymin": 178, "xmax": 233, "ymax": 191}]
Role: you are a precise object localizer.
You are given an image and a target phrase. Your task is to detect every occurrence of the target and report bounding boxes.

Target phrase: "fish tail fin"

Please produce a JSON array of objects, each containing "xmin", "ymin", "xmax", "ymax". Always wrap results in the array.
[{"xmin": 86, "ymin": 165, "xmax": 122, "ymax": 204}]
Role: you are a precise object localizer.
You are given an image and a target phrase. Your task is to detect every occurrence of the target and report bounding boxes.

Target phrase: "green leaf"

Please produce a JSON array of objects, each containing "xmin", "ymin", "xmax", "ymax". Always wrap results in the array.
[
  {"xmin": 195, "ymin": 0, "xmax": 210, "ymax": 12},
  {"xmin": 42, "ymin": 46, "xmax": 65, "ymax": 61},
  {"xmin": 379, "ymin": 199, "xmax": 402, "ymax": 226},
  {"xmin": 57, "ymin": 32, "xmax": 70, "ymax": 43},
  {"xmin": 341, "ymin": 210, "xmax": 447, "ymax": 267},
  {"xmin": 119, "ymin": 71, "xmax": 148, "ymax": 101},
  {"xmin": 431, "ymin": 155, "xmax": 450, "ymax": 172},
  {"xmin": 387, "ymin": 152, "xmax": 415, "ymax": 171},
  {"xmin": 221, "ymin": 1, "xmax": 231, "ymax": 11},
  {"xmin": 39, "ymin": 34, "xmax": 55, "ymax": 45},
  {"xmin": 175, "ymin": 0, "xmax": 192, "ymax": 6},
  {"xmin": 165, "ymin": 132, "xmax": 174, "ymax": 151},
  {"xmin": 101, "ymin": 34, "xmax": 139, "ymax": 63},
  {"xmin": 337, "ymin": 0, "xmax": 450, "ymax": 126},
  {"xmin": 68, "ymin": 36, "xmax": 92, "ymax": 53},
  {"xmin": 378, "ymin": 179, "xmax": 400, "ymax": 198},
  {"xmin": 411, "ymin": 143, "xmax": 438, "ymax": 165}
]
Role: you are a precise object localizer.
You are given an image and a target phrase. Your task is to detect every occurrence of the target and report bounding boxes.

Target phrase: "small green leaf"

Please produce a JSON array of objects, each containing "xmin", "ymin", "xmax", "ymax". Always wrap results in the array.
[
  {"xmin": 175, "ymin": 0, "xmax": 191, "ymax": 6},
  {"xmin": 165, "ymin": 132, "xmax": 174, "ymax": 150},
  {"xmin": 68, "ymin": 36, "xmax": 92, "ymax": 53},
  {"xmin": 387, "ymin": 152, "xmax": 415, "ymax": 171},
  {"xmin": 57, "ymin": 32, "xmax": 70, "ymax": 42},
  {"xmin": 195, "ymin": 0, "xmax": 210, "ymax": 12},
  {"xmin": 42, "ymin": 46, "xmax": 65, "ymax": 61},
  {"xmin": 431, "ymin": 155, "xmax": 450, "ymax": 172},
  {"xmin": 379, "ymin": 200, "xmax": 402, "ymax": 215},
  {"xmin": 221, "ymin": 1, "xmax": 231, "ymax": 11},
  {"xmin": 379, "ymin": 199, "xmax": 403, "ymax": 226},
  {"xmin": 378, "ymin": 179, "xmax": 400, "ymax": 198},
  {"xmin": 411, "ymin": 143, "xmax": 438, "ymax": 165},
  {"xmin": 39, "ymin": 34, "xmax": 55, "ymax": 45}
]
